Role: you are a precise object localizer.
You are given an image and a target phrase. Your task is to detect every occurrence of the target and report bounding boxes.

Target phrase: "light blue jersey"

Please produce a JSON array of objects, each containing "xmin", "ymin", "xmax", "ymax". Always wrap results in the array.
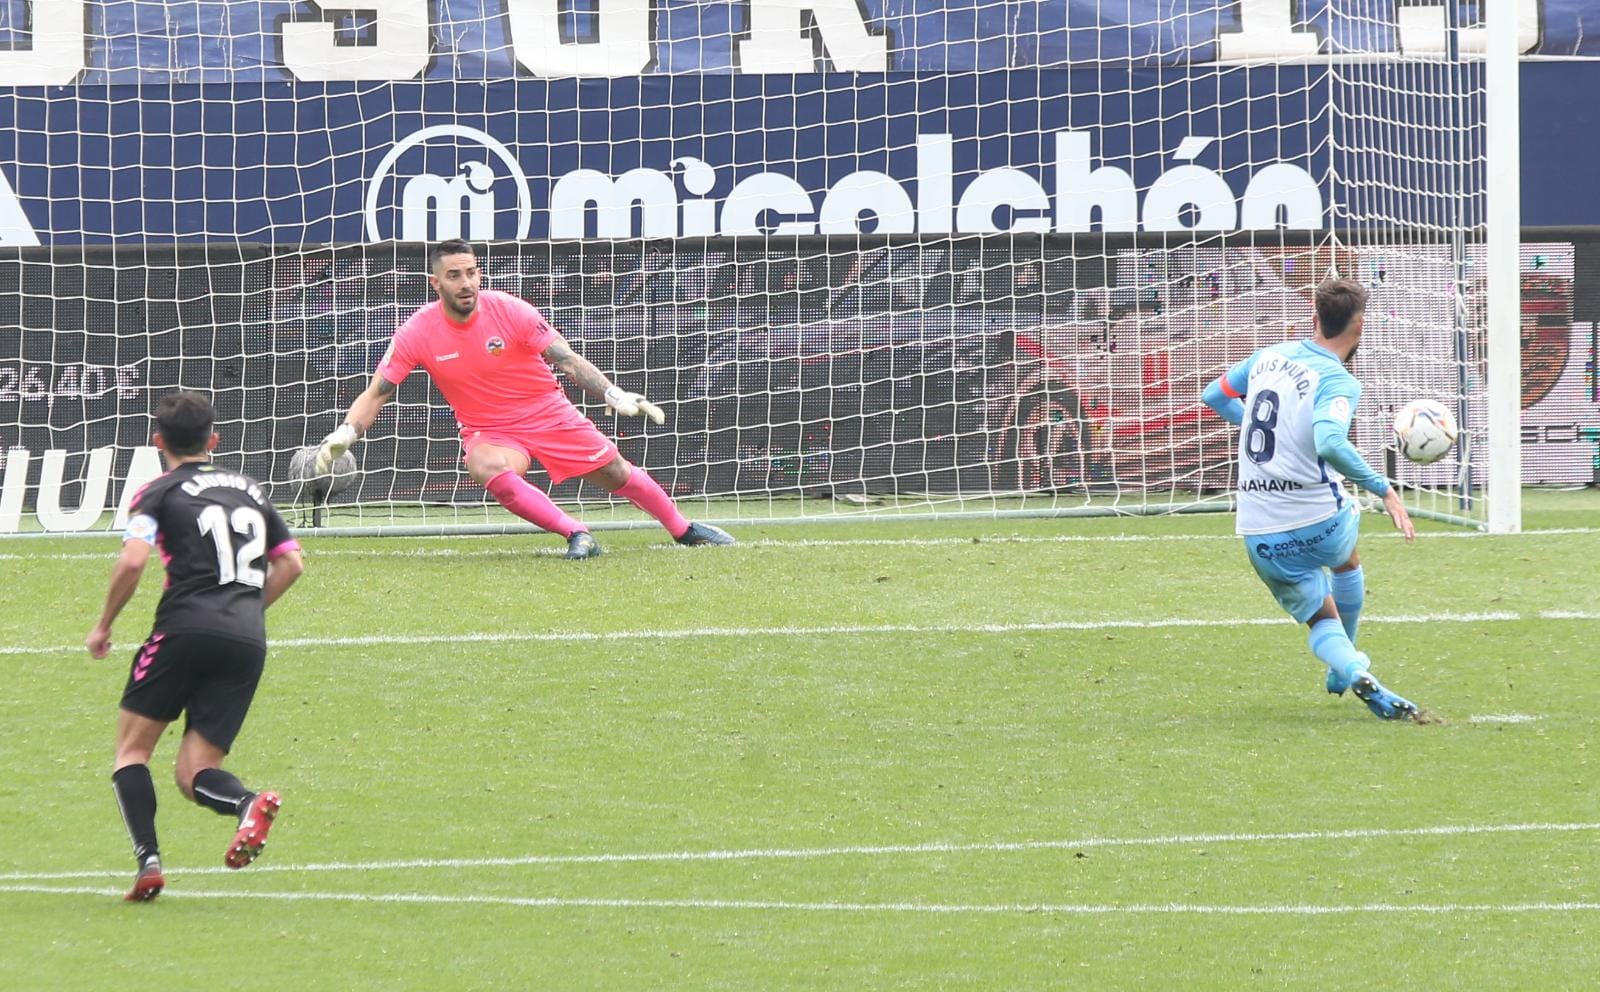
[
  {"xmin": 1198, "ymin": 323, "xmax": 1421, "ymax": 717},
  {"xmin": 1204, "ymin": 340, "xmax": 1389, "ymax": 536}
]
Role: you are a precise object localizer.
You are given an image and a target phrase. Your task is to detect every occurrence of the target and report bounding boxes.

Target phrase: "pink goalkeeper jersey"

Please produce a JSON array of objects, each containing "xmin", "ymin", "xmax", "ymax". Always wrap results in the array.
[{"xmin": 377, "ymin": 290, "xmax": 572, "ymax": 429}]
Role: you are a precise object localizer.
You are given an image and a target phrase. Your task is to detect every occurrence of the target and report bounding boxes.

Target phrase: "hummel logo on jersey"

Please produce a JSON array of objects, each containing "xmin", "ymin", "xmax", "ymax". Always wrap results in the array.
[
  {"xmin": 588, "ymin": 446, "xmax": 609, "ymax": 460},
  {"xmin": 435, "ymin": 352, "xmax": 460, "ymax": 361},
  {"xmin": 132, "ymin": 633, "xmax": 165, "ymax": 682}
]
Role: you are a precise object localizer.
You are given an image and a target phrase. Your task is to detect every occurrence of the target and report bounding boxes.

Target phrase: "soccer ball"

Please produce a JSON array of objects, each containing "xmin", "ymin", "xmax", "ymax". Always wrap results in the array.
[
  {"xmin": 286, "ymin": 445, "xmax": 358, "ymax": 502},
  {"xmin": 1392, "ymin": 399, "xmax": 1458, "ymax": 465}
]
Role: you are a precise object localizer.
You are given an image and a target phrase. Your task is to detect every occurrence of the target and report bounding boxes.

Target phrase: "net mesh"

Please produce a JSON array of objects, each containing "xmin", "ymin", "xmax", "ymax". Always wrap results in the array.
[{"xmin": 0, "ymin": 2, "xmax": 1518, "ymax": 534}]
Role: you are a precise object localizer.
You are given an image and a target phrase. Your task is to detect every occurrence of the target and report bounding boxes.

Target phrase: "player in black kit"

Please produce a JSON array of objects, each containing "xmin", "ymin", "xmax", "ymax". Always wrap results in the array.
[{"xmin": 86, "ymin": 391, "xmax": 305, "ymax": 902}]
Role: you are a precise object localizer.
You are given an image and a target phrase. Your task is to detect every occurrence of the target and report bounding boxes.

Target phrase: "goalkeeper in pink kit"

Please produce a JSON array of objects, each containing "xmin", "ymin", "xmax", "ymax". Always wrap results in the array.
[{"xmin": 314, "ymin": 240, "xmax": 733, "ymax": 557}]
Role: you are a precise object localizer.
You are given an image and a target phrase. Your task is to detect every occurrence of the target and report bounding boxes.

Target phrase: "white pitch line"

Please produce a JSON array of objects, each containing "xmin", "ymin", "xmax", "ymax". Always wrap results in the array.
[
  {"xmin": 5, "ymin": 533, "xmax": 1236, "ymax": 562},
  {"xmin": 4, "ymin": 820, "xmax": 1595, "ymax": 883},
  {"xmin": 8, "ymin": 533, "xmax": 1238, "ymax": 561},
  {"xmin": 2, "ymin": 884, "xmax": 1597, "ymax": 916},
  {"xmin": 1468, "ymin": 714, "xmax": 1543, "ymax": 724},
  {"xmin": 0, "ymin": 610, "xmax": 1542, "ymax": 657},
  {"xmin": 3, "ymin": 525, "xmax": 1598, "ymax": 562}
]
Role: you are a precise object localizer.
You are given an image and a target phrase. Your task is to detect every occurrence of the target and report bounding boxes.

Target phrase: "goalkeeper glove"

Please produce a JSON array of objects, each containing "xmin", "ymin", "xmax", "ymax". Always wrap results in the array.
[
  {"xmin": 314, "ymin": 424, "xmax": 358, "ymax": 474},
  {"xmin": 603, "ymin": 385, "xmax": 665, "ymax": 425}
]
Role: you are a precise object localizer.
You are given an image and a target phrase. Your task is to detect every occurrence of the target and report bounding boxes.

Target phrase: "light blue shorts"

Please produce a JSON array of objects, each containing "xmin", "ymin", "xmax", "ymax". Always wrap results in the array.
[{"xmin": 1243, "ymin": 508, "xmax": 1361, "ymax": 623}]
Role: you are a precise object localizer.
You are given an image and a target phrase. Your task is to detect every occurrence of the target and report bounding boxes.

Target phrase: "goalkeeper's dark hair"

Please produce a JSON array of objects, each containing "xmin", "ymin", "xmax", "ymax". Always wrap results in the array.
[
  {"xmin": 1315, "ymin": 278, "xmax": 1369, "ymax": 338},
  {"xmin": 430, "ymin": 238, "xmax": 477, "ymax": 272},
  {"xmin": 153, "ymin": 390, "xmax": 214, "ymax": 455}
]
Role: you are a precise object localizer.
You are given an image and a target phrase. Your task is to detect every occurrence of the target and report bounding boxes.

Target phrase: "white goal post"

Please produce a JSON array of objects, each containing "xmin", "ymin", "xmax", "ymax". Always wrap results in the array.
[{"xmin": 1485, "ymin": 0, "xmax": 1524, "ymax": 534}]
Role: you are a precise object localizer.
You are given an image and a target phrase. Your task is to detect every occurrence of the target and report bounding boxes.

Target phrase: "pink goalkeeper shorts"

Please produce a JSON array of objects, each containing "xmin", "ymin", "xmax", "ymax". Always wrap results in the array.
[{"xmin": 461, "ymin": 406, "xmax": 619, "ymax": 484}]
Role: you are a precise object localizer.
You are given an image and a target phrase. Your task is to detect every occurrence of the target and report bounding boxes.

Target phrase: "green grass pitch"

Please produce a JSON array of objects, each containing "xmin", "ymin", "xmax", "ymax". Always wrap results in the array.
[{"xmin": 1, "ymin": 491, "xmax": 1597, "ymax": 990}]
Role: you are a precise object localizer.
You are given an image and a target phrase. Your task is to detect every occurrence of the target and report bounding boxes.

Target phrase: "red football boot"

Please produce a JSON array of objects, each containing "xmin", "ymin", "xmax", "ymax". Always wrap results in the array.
[
  {"xmin": 226, "ymin": 792, "xmax": 281, "ymax": 869},
  {"xmin": 125, "ymin": 859, "xmax": 165, "ymax": 902}
]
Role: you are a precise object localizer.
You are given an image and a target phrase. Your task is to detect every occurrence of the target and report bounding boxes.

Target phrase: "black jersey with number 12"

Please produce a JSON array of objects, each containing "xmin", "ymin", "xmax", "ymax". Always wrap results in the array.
[{"xmin": 126, "ymin": 463, "xmax": 295, "ymax": 645}]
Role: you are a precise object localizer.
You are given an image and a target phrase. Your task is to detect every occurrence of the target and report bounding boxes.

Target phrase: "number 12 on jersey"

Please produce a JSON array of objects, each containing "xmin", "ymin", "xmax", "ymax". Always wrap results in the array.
[{"xmin": 198, "ymin": 505, "xmax": 267, "ymax": 588}]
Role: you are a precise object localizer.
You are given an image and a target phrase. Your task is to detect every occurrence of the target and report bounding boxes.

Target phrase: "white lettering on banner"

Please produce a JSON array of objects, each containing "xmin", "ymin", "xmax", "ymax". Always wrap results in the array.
[
  {"xmin": 3, "ymin": 0, "xmax": 879, "ymax": 82},
  {"xmin": 36, "ymin": 448, "xmax": 113, "ymax": 532},
  {"xmin": 737, "ymin": 0, "xmax": 889, "ymax": 72},
  {"xmin": 0, "ymin": 1, "xmax": 1555, "ymax": 85},
  {"xmin": 401, "ymin": 163, "xmax": 496, "ymax": 241},
  {"xmin": 283, "ymin": 0, "xmax": 430, "ymax": 82},
  {"xmin": 676, "ymin": 158, "xmax": 719, "ymax": 237},
  {"xmin": 115, "ymin": 446, "xmax": 164, "ymax": 528},
  {"xmin": 290, "ymin": 0, "xmax": 1541, "ymax": 79},
  {"xmin": 366, "ymin": 129, "xmax": 1325, "ymax": 241},
  {"xmin": 1055, "ymin": 132, "xmax": 1138, "ymax": 232},
  {"xmin": 364, "ymin": 125, "xmax": 533, "ymax": 242},
  {"xmin": 721, "ymin": 174, "xmax": 817, "ymax": 236},
  {"xmin": 0, "ymin": 446, "xmax": 162, "ymax": 534},
  {"xmin": 0, "ymin": 364, "xmax": 141, "ymax": 402},
  {"xmin": 1141, "ymin": 137, "xmax": 1238, "ymax": 232},
  {"xmin": 818, "ymin": 172, "xmax": 916, "ymax": 234},
  {"xmin": 507, "ymin": 0, "xmax": 652, "ymax": 77},
  {"xmin": 956, "ymin": 169, "xmax": 1052, "ymax": 234},
  {"xmin": 916, "ymin": 135, "xmax": 954, "ymax": 235},
  {"xmin": 548, "ymin": 168, "xmax": 680, "ymax": 238},
  {"xmin": 0, "ymin": 449, "xmax": 27, "ymax": 532},
  {"xmin": 1223, "ymin": 0, "xmax": 1541, "ymax": 61},
  {"xmin": 1240, "ymin": 164, "xmax": 1323, "ymax": 229}
]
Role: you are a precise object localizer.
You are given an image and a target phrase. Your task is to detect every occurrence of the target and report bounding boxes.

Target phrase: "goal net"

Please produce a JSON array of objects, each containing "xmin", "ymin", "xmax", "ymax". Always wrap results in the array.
[{"xmin": 0, "ymin": 1, "xmax": 1522, "ymax": 537}]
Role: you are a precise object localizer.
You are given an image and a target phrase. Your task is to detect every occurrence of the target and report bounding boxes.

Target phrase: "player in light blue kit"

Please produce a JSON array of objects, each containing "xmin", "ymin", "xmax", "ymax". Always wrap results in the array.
[{"xmin": 1202, "ymin": 277, "xmax": 1422, "ymax": 720}]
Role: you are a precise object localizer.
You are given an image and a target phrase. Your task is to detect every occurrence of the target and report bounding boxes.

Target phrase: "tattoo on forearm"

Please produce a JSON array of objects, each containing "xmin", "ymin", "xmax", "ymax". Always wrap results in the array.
[
  {"xmin": 346, "ymin": 377, "xmax": 398, "ymax": 437},
  {"xmin": 543, "ymin": 340, "xmax": 574, "ymax": 365},
  {"xmin": 564, "ymin": 357, "xmax": 613, "ymax": 398},
  {"xmin": 544, "ymin": 341, "xmax": 613, "ymax": 398}
]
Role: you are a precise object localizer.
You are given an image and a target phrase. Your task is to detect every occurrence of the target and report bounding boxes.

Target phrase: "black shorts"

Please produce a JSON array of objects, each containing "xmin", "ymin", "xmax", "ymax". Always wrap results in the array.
[{"xmin": 119, "ymin": 630, "xmax": 268, "ymax": 753}]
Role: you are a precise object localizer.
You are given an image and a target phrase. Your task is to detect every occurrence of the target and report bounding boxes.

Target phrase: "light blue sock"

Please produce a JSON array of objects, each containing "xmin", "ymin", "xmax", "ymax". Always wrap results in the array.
[
  {"xmin": 1308, "ymin": 618, "xmax": 1365, "ymax": 685},
  {"xmin": 1330, "ymin": 566, "xmax": 1365, "ymax": 644}
]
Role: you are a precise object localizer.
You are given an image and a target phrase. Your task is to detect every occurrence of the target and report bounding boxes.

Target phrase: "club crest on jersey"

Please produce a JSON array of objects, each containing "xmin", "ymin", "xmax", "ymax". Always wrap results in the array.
[{"xmin": 485, "ymin": 336, "xmax": 506, "ymax": 356}]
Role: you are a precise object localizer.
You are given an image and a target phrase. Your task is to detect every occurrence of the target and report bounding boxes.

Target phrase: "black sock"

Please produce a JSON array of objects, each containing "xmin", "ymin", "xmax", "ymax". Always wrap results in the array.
[
  {"xmin": 191, "ymin": 768, "xmax": 254, "ymax": 818},
  {"xmin": 111, "ymin": 764, "xmax": 159, "ymax": 865}
]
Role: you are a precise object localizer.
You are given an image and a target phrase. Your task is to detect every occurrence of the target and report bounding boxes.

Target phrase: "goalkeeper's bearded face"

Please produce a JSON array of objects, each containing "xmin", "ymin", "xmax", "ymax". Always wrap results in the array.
[{"xmin": 430, "ymin": 251, "xmax": 482, "ymax": 320}]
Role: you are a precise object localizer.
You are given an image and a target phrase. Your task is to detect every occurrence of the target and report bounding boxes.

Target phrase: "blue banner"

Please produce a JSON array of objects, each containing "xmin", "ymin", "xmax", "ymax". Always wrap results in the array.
[
  {"xmin": 0, "ymin": 2, "xmax": 1586, "ymax": 243},
  {"xmin": 0, "ymin": 1, "xmax": 1584, "ymax": 82},
  {"xmin": 0, "ymin": 67, "xmax": 1501, "ymax": 244}
]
